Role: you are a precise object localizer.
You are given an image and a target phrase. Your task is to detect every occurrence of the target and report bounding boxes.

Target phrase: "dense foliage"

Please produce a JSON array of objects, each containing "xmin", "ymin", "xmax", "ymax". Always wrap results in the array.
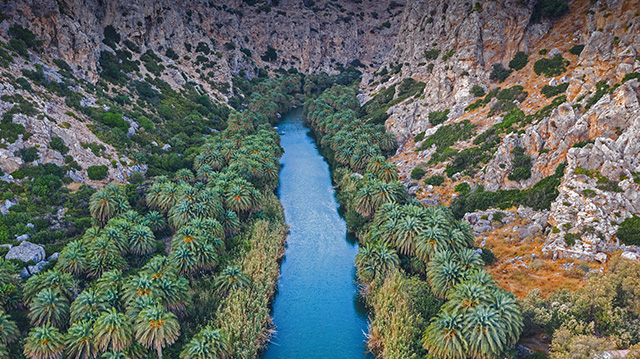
[{"xmin": 306, "ymin": 85, "xmax": 523, "ymax": 359}]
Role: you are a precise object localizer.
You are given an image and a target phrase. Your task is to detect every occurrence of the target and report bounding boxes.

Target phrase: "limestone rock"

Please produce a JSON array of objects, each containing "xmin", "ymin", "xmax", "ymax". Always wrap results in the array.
[{"xmin": 5, "ymin": 241, "xmax": 46, "ymax": 263}]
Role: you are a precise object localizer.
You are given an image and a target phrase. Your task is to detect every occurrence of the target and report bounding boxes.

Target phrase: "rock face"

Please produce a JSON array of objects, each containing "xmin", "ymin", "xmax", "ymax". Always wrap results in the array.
[
  {"xmin": 5, "ymin": 241, "xmax": 46, "ymax": 263},
  {"xmin": 2, "ymin": 0, "xmax": 404, "ymax": 83}
]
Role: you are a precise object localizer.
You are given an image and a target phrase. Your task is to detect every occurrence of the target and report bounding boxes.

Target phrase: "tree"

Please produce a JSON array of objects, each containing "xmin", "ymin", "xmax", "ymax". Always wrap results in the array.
[
  {"xmin": 56, "ymin": 241, "xmax": 87, "ymax": 275},
  {"xmin": 214, "ymin": 266, "xmax": 251, "ymax": 294},
  {"xmin": 355, "ymin": 242, "xmax": 400, "ymax": 283},
  {"xmin": 65, "ymin": 321, "xmax": 97, "ymax": 359},
  {"xmin": 128, "ymin": 224, "xmax": 156, "ymax": 255},
  {"xmin": 464, "ymin": 305, "xmax": 507, "ymax": 359},
  {"xmin": 70, "ymin": 288, "xmax": 108, "ymax": 323},
  {"xmin": 92, "ymin": 308, "xmax": 133, "ymax": 353},
  {"xmin": 28, "ymin": 288, "xmax": 70, "ymax": 327},
  {"xmin": 180, "ymin": 326, "xmax": 229, "ymax": 359},
  {"xmin": 422, "ymin": 310, "xmax": 467, "ymax": 359},
  {"xmin": 89, "ymin": 184, "xmax": 130, "ymax": 226},
  {"xmin": 24, "ymin": 325, "xmax": 66, "ymax": 359},
  {"xmin": 0, "ymin": 310, "xmax": 18, "ymax": 345},
  {"xmin": 24, "ymin": 270, "xmax": 76, "ymax": 303},
  {"xmin": 427, "ymin": 251, "xmax": 467, "ymax": 298},
  {"xmin": 134, "ymin": 305, "xmax": 180, "ymax": 359}
]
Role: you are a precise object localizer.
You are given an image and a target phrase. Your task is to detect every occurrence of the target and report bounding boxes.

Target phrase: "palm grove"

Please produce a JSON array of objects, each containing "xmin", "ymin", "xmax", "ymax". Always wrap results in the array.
[{"xmin": 0, "ymin": 74, "xmax": 318, "ymax": 358}]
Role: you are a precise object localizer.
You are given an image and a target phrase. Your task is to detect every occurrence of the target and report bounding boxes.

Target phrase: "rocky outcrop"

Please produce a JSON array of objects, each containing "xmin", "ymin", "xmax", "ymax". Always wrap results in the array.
[
  {"xmin": 5, "ymin": 241, "xmax": 46, "ymax": 263},
  {"xmin": 1, "ymin": 0, "xmax": 404, "ymax": 85}
]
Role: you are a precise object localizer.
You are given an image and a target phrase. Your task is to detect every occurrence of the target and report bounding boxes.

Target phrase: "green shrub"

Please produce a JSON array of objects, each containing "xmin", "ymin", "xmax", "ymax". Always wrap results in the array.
[
  {"xmin": 622, "ymin": 72, "xmax": 640, "ymax": 84},
  {"xmin": 8, "ymin": 24, "xmax": 42, "ymax": 50},
  {"xmin": 480, "ymin": 248, "xmax": 495, "ymax": 266},
  {"xmin": 584, "ymin": 81, "xmax": 610, "ymax": 109},
  {"xmin": 410, "ymin": 167, "xmax": 426, "ymax": 180},
  {"xmin": 492, "ymin": 211, "xmax": 505, "ymax": 223},
  {"xmin": 531, "ymin": 0, "xmax": 569, "ymax": 23},
  {"xmin": 165, "ymin": 48, "xmax": 179, "ymax": 60},
  {"xmin": 489, "ymin": 63, "xmax": 512, "ymax": 82},
  {"xmin": 569, "ymin": 44, "xmax": 585, "ymax": 56},
  {"xmin": 428, "ymin": 109, "xmax": 450, "ymax": 126},
  {"xmin": 424, "ymin": 175, "xmax": 445, "ymax": 186},
  {"xmin": 102, "ymin": 25, "xmax": 121, "ymax": 48},
  {"xmin": 442, "ymin": 50, "xmax": 455, "ymax": 61},
  {"xmin": 508, "ymin": 147, "xmax": 532, "ymax": 181},
  {"xmin": 49, "ymin": 136, "xmax": 69, "ymax": 155},
  {"xmin": 541, "ymin": 82, "xmax": 569, "ymax": 98},
  {"xmin": 414, "ymin": 131, "xmax": 426, "ymax": 143},
  {"xmin": 261, "ymin": 46, "xmax": 277, "ymax": 62},
  {"xmin": 87, "ymin": 165, "xmax": 108, "ymax": 180},
  {"xmin": 418, "ymin": 120, "xmax": 476, "ymax": 153},
  {"xmin": 564, "ymin": 232, "xmax": 579, "ymax": 246},
  {"xmin": 509, "ymin": 51, "xmax": 529, "ymax": 71},
  {"xmin": 8, "ymin": 39, "xmax": 28, "ymax": 57},
  {"xmin": 100, "ymin": 112, "xmax": 128, "ymax": 131},
  {"xmin": 454, "ymin": 182, "xmax": 471, "ymax": 194},
  {"xmin": 533, "ymin": 55, "xmax": 569, "ymax": 77},
  {"xmin": 18, "ymin": 147, "xmax": 39, "ymax": 163},
  {"xmin": 424, "ymin": 49, "xmax": 441, "ymax": 60},
  {"xmin": 471, "ymin": 85, "xmax": 485, "ymax": 97},
  {"xmin": 617, "ymin": 215, "xmax": 640, "ymax": 245}
]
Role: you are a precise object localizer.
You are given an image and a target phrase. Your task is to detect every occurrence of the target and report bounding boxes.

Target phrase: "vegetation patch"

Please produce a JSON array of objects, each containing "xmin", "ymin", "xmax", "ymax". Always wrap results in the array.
[
  {"xmin": 533, "ymin": 55, "xmax": 569, "ymax": 77},
  {"xmin": 541, "ymin": 82, "xmax": 569, "ymax": 98},
  {"xmin": 489, "ymin": 63, "xmax": 512, "ymax": 82},
  {"xmin": 507, "ymin": 146, "xmax": 532, "ymax": 181},
  {"xmin": 428, "ymin": 109, "xmax": 449, "ymax": 126},
  {"xmin": 509, "ymin": 51, "xmax": 529, "ymax": 71}
]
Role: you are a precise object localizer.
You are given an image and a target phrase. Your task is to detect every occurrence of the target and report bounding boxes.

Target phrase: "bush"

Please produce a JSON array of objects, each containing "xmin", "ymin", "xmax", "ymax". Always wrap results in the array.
[
  {"xmin": 424, "ymin": 49, "xmax": 441, "ymax": 60},
  {"xmin": 100, "ymin": 112, "xmax": 128, "ymax": 131},
  {"xmin": 492, "ymin": 211, "xmax": 505, "ymax": 223},
  {"xmin": 8, "ymin": 24, "xmax": 42, "ymax": 50},
  {"xmin": 87, "ymin": 165, "xmax": 108, "ymax": 180},
  {"xmin": 261, "ymin": 46, "xmax": 278, "ymax": 62},
  {"xmin": 49, "ymin": 136, "xmax": 69, "ymax": 155},
  {"xmin": 410, "ymin": 167, "xmax": 426, "ymax": 180},
  {"xmin": 489, "ymin": 63, "xmax": 512, "ymax": 82},
  {"xmin": 508, "ymin": 147, "xmax": 532, "ymax": 181},
  {"xmin": 414, "ymin": 131, "xmax": 425, "ymax": 142},
  {"xmin": 541, "ymin": 82, "xmax": 569, "ymax": 98},
  {"xmin": 128, "ymin": 171, "xmax": 145, "ymax": 184},
  {"xmin": 18, "ymin": 147, "xmax": 39, "ymax": 163},
  {"xmin": 424, "ymin": 175, "xmax": 445, "ymax": 186},
  {"xmin": 509, "ymin": 51, "xmax": 529, "ymax": 71},
  {"xmin": 165, "ymin": 48, "xmax": 179, "ymax": 60},
  {"xmin": 533, "ymin": 55, "xmax": 569, "ymax": 77},
  {"xmin": 531, "ymin": 0, "xmax": 569, "ymax": 23},
  {"xmin": 569, "ymin": 44, "xmax": 585, "ymax": 56},
  {"xmin": 564, "ymin": 232, "xmax": 579, "ymax": 246},
  {"xmin": 471, "ymin": 85, "xmax": 485, "ymax": 97},
  {"xmin": 428, "ymin": 109, "xmax": 449, "ymax": 126},
  {"xmin": 617, "ymin": 215, "xmax": 640, "ymax": 245},
  {"xmin": 102, "ymin": 25, "xmax": 121, "ymax": 48},
  {"xmin": 480, "ymin": 248, "xmax": 495, "ymax": 266}
]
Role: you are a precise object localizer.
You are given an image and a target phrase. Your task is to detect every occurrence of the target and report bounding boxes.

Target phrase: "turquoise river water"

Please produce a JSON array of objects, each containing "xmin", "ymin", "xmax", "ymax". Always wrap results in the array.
[{"xmin": 261, "ymin": 108, "xmax": 371, "ymax": 358}]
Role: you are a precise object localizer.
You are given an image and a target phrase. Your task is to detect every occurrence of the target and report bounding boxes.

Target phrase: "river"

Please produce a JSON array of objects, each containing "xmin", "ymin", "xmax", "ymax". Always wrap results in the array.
[{"xmin": 261, "ymin": 108, "xmax": 371, "ymax": 358}]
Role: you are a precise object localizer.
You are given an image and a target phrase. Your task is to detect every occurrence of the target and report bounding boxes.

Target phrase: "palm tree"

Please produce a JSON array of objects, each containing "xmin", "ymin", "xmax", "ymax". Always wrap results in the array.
[
  {"xmin": 174, "ymin": 168, "xmax": 194, "ymax": 182},
  {"xmin": 224, "ymin": 186, "xmax": 253, "ymax": 212},
  {"xmin": 489, "ymin": 290, "xmax": 523, "ymax": 347},
  {"xmin": 90, "ymin": 184, "xmax": 130, "ymax": 226},
  {"xmin": 56, "ymin": 241, "xmax": 87, "ymax": 276},
  {"xmin": 180, "ymin": 327, "xmax": 228, "ymax": 359},
  {"xmin": 427, "ymin": 251, "xmax": 467, "ymax": 299},
  {"xmin": 221, "ymin": 210, "xmax": 240, "ymax": 235},
  {"xmin": 0, "ymin": 310, "xmax": 18, "ymax": 345},
  {"xmin": 142, "ymin": 211, "xmax": 166, "ymax": 232},
  {"xmin": 464, "ymin": 305, "xmax": 507, "ymax": 359},
  {"xmin": 445, "ymin": 282, "xmax": 490, "ymax": 316},
  {"xmin": 65, "ymin": 321, "xmax": 97, "ymax": 359},
  {"xmin": 214, "ymin": 266, "xmax": 251, "ymax": 294},
  {"xmin": 169, "ymin": 245, "xmax": 198, "ymax": 275},
  {"xmin": 392, "ymin": 214, "xmax": 423, "ymax": 256},
  {"xmin": 422, "ymin": 310, "xmax": 467, "ymax": 359},
  {"xmin": 29, "ymin": 288, "xmax": 70, "ymax": 327},
  {"xmin": 128, "ymin": 224, "xmax": 156, "ymax": 255},
  {"xmin": 24, "ymin": 325, "xmax": 66, "ymax": 359},
  {"xmin": 87, "ymin": 238, "xmax": 126, "ymax": 278},
  {"xmin": 415, "ymin": 225, "xmax": 447, "ymax": 262},
  {"xmin": 134, "ymin": 305, "xmax": 180, "ymax": 359},
  {"xmin": 92, "ymin": 308, "xmax": 133, "ymax": 353},
  {"xmin": 456, "ymin": 248, "xmax": 484, "ymax": 269},
  {"xmin": 24, "ymin": 270, "xmax": 76, "ymax": 303},
  {"xmin": 168, "ymin": 200, "xmax": 192, "ymax": 230},
  {"xmin": 155, "ymin": 277, "xmax": 189, "ymax": 313},
  {"xmin": 123, "ymin": 274, "xmax": 156, "ymax": 305},
  {"xmin": 125, "ymin": 296, "xmax": 159, "ymax": 321},
  {"xmin": 70, "ymin": 288, "xmax": 108, "ymax": 323},
  {"xmin": 355, "ymin": 242, "xmax": 399, "ymax": 283},
  {"xmin": 102, "ymin": 227, "xmax": 129, "ymax": 254}
]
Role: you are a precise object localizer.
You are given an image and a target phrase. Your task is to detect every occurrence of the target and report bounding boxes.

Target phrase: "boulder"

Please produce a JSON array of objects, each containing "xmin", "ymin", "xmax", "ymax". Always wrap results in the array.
[
  {"xmin": 5, "ymin": 241, "xmax": 46, "ymax": 263},
  {"xmin": 48, "ymin": 252, "xmax": 60, "ymax": 261},
  {"xmin": 15, "ymin": 234, "xmax": 30, "ymax": 242},
  {"xmin": 621, "ymin": 251, "xmax": 639, "ymax": 261}
]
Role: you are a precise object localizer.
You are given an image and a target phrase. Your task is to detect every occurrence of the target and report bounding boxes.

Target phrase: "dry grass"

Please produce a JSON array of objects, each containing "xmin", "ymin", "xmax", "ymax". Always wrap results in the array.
[{"xmin": 479, "ymin": 216, "xmax": 603, "ymax": 298}]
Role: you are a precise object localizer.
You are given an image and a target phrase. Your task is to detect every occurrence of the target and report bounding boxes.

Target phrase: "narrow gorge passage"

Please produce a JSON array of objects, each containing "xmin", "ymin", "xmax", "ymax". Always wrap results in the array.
[{"xmin": 262, "ymin": 108, "xmax": 371, "ymax": 358}]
